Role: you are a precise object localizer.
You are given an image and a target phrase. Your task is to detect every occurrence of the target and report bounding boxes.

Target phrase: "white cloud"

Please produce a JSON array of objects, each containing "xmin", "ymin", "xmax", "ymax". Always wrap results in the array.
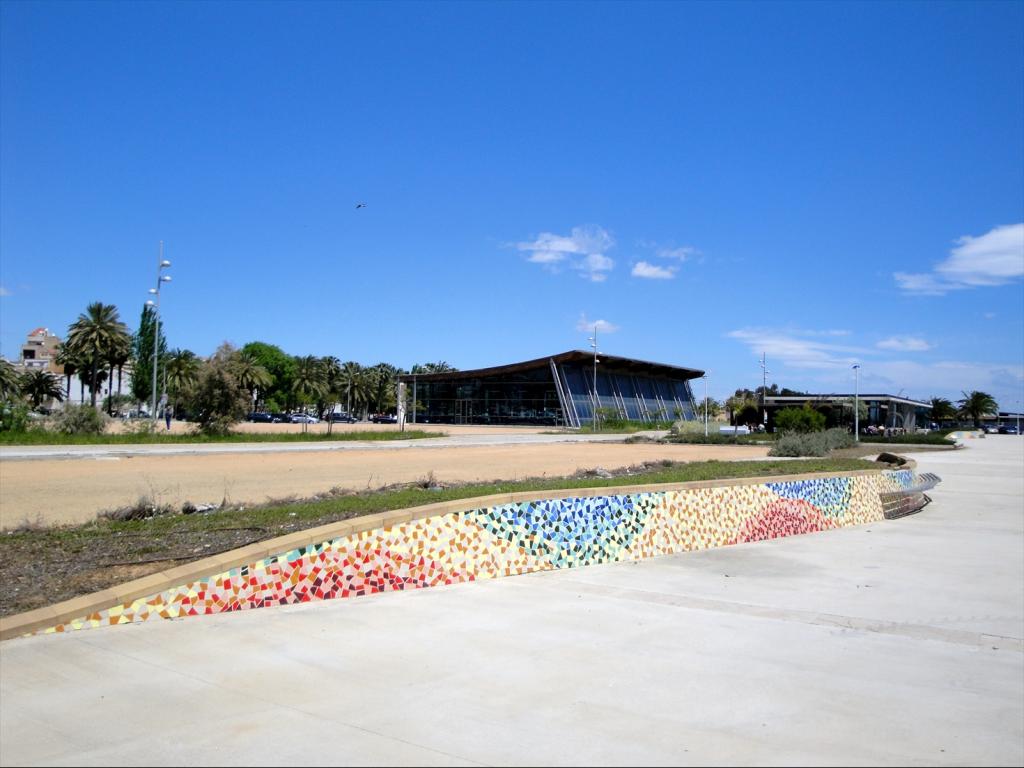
[
  {"xmin": 895, "ymin": 223, "xmax": 1024, "ymax": 295},
  {"xmin": 576, "ymin": 313, "xmax": 619, "ymax": 334},
  {"xmin": 876, "ymin": 336, "xmax": 932, "ymax": 352},
  {"xmin": 657, "ymin": 246, "xmax": 697, "ymax": 261},
  {"xmin": 632, "ymin": 261, "xmax": 678, "ymax": 279},
  {"xmin": 517, "ymin": 225, "xmax": 615, "ymax": 281},
  {"xmin": 0, "ymin": 285, "xmax": 10, "ymax": 297},
  {"xmin": 727, "ymin": 327, "xmax": 866, "ymax": 370}
]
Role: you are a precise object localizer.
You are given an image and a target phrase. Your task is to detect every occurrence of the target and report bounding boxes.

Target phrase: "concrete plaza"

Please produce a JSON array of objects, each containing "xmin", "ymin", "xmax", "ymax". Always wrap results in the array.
[{"xmin": 1, "ymin": 437, "xmax": 1021, "ymax": 766}]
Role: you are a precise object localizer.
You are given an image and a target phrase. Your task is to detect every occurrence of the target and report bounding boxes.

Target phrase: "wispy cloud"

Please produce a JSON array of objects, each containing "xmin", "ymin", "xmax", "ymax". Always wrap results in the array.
[
  {"xmin": 576, "ymin": 313, "xmax": 619, "ymax": 334},
  {"xmin": 895, "ymin": 223, "xmax": 1024, "ymax": 295},
  {"xmin": 632, "ymin": 261, "xmax": 677, "ymax": 279},
  {"xmin": 657, "ymin": 246, "xmax": 697, "ymax": 261},
  {"xmin": 0, "ymin": 285, "xmax": 10, "ymax": 297},
  {"xmin": 727, "ymin": 327, "xmax": 867, "ymax": 370},
  {"xmin": 516, "ymin": 225, "xmax": 615, "ymax": 282},
  {"xmin": 876, "ymin": 336, "xmax": 932, "ymax": 352}
]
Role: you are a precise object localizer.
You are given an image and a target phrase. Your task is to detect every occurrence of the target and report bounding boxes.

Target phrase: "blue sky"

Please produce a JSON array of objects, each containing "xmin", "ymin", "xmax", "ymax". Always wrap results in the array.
[{"xmin": 2, "ymin": 0, "xmax": 1022, "ymax": 407}]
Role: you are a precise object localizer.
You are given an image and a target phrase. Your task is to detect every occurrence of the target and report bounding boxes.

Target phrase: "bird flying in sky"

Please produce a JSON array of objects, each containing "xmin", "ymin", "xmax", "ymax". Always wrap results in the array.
[{"xmin": 355, "ymin": 202, "xmax": 367, "ymax": 209}]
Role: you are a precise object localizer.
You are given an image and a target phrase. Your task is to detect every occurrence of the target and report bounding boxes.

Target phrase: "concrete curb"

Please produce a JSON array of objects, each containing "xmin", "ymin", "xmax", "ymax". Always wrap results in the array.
[{"xmin": 0, "ymin": 463, "xmax": 910, "ymax": 641}]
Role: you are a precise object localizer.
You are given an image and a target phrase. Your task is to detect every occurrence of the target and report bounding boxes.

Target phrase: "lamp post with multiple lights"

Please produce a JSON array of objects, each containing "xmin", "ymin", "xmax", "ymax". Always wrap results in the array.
[{"xmin": 145, "ymin": 243, "xmax": 172, "ymax": 424}]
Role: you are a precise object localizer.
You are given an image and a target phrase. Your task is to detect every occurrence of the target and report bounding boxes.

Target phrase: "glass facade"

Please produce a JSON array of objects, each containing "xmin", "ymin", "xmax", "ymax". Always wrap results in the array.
[{"xmin": 408, "ymin": 356, "xmax": 700, "ymax": 428}]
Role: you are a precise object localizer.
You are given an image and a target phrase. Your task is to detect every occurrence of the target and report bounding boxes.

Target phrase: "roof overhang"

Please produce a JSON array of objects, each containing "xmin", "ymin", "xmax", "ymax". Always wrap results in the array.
[
  {"xmin": 398, "ymin": 350, "xmax": 704, "ymax": 383},
  {"xmin": 763, "ymin": 394, "xmax": 931, "ymax": 408}
]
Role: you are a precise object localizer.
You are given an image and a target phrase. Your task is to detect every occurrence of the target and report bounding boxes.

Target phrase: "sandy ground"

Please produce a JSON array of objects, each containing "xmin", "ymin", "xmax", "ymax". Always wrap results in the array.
[{"xmin": 0, "ymin": 442, "xmax": 769, "ymax": 528}]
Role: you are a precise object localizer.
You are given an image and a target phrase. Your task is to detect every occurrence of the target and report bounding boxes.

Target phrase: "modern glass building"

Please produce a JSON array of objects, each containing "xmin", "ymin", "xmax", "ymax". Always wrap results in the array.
[{"xmin": 399, "ymin": 351, "xmax": 703, "ymax": 427}]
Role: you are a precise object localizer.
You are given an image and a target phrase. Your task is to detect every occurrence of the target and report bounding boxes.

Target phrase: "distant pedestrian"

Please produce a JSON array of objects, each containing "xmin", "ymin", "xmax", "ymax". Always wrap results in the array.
[{"xmin": 165, "ymin": 405, "xmax": 172, "ymax": 431}]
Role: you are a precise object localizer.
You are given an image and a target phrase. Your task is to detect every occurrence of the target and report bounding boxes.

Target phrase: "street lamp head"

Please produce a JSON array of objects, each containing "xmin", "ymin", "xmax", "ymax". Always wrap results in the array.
[
  {"xmin": 852, "ymin": 363, "xmax": 861, "ymax": 370},
  {"xmin": 148, "ymin": 288, "xmax": 157, "ymax": 294},
  {"xmin": 159, "ymin": 260, "xmax": 171, "ymax": 268},
  {"xmin": 160, "ymin": 275, "xmax": 172, "ymax": 283},
  {"xmin": 145, "ymin": 300, "xmax": 155, "ymax": 307}
]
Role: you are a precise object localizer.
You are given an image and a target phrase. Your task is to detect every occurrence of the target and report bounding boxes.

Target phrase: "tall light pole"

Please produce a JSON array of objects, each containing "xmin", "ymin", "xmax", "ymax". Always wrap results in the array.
[
  {"xmin": 852, "ymin": 364, "xmax": 861, "ymax": 442},
  {"xmin": 588, "ymin": 325, "xmax": 599, "ymax": 431},
  {"xmin": 759, "ymin": 352, "xmax": 770, "ymax": 429},
  {"xmin": 702, "ymin": 372, "xmax": 709, "ymax": 437},
  {"xmin": 146, "ymin": 242, "xmax": 172, "ymax": 423}
]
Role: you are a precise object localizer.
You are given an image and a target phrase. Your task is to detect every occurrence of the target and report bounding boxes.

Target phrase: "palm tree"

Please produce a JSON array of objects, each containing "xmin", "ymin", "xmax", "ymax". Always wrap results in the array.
[
  {"xmin": 54, "ymin": 342, "xmax": 82, "ymax": 402},
  {"xmin": 232, "ymin": 351, "xmax": 273, "ymax": 412},
  {"xmin": 366, "ymin": 363, "xmax": 399, "ymax": 414},
  {"xmin": 412, "ymin": 361, "xmax": 458, "ymax": 374},
  {"xmin": 929, "ymin": 397, "xmax": 957, "ymax": 425},
  {"xmin": 339, "ymin": 361, "xmax": 364, "ymax": 415},
  {"xmin": 957, "ymin": 391, "xmax": 998, "ymax": 428},
  {"xmin": 106, "ymin": 334, "xmax": 132, "ymax": 415},
  {"xmin": 291, "ymin": 355, "xmax": 327, "ymax": 407},
  {"xmin": 20, "ymin": 369, "xmax": 64, "ymax": 409},
  {"xmin": 66, "ymin": 302, "xmax": 130, "ymax": 408},
  {"xmin": 0, "ymin": 359, "xmax": 21, "ymax": 402},
  {"xmin": 165, "ymin": 349, "xmax": 201, "ymax": 412}
]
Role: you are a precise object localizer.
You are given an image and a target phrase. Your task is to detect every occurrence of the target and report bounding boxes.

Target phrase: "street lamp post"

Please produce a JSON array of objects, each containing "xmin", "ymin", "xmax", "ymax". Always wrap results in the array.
[
  {"xmin": 146, "ymin": 243, "xmax": 172, "ymax": 424},
  {"xmin": 702, "ymin": 373, "xmax": 708, "ymax": 437},
  {"xmin": 852, "ymin": 364, "xmax": 861, "ymax": 442},
  {"xmin": 759, "ymin": 352, "xmax": 770, "ymax": 429},
  {"xmin": 588, "ymin": 326, "xmax": 599, "ymax": 432}
]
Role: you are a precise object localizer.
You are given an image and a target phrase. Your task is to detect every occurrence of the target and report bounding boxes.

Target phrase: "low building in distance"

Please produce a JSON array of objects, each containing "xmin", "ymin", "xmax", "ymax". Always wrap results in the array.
[
  {"xmin": 398, "ymin": 350, "xmax": 704, "ymax": 427},
  {"xmin": 763, "ymin": 393, "xmax": 931, "ymax": 432}
]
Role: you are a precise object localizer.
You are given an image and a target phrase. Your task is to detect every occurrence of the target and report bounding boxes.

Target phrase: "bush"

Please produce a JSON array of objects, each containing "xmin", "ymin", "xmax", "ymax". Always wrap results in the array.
[
  {"xmin": 185, "ymin": 362, "xmax": 250, "ymax": 436},
  {"xmin": 775, "ymin": 405, "xmax": 826, "ymax": 433},
  {"xmin": 50, "ymin": 404, "xmax": 108, "ymax": 435},
  {"xmin": 769, "ymin": 428, "xmax": 853, "ymax": 457},
  {"xmin": 0, "ymin": 401, "xmax": 30, "ymax": 433}
]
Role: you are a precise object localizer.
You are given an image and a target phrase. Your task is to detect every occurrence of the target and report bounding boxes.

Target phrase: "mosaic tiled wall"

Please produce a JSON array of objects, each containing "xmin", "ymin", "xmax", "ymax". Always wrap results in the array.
[{"xmin": 47, "ymin": 470, "xmax": 915, "ymax": 633}]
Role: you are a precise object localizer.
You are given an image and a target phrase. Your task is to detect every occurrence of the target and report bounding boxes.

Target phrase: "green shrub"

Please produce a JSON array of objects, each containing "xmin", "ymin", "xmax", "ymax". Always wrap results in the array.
[
  {"xmin": 769, "ymin": 427, "xmax": 853, "ymax": 457},
  {"xmin": 775, "ymin": 405, "xmax": 826, "ymax": 433},
  {"xmin": 51, "ymin": 404, "xmax": 108, "ymax": 435},
  {"xmin": 0, "ymin": 401, "xmax": 30, "ymax": 433}
]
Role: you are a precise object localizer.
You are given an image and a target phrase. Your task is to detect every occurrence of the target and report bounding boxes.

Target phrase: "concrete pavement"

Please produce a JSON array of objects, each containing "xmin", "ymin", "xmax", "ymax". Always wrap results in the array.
[{"xmin": 1, "ymin": 437, "xmax": 1021, "ymax": 766}]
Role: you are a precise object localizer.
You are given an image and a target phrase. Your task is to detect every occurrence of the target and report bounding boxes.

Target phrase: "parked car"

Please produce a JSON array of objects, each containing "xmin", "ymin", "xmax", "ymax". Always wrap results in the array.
[
  {"xmin": 270, "ymin": 412, "xmax": 291, "ymax": 423},
  {"xmin": 290, "ymin": 413, "xmax": 320, "ymax": 424},
  {"xmin": 983, "ymin": 425, "xmax": 1000, "ymax": 434},
  {"xmin": 328, "ymin": 412, "xmax": 358, "ymax": 423},
  {"xmin": 248, "ymin": 412, "xmax": 274, "ymax": 423},
  {"xmin": 370, "ymin": 413, "xmax": 398, "ymax": 424},
  {"xmin": 998, "ymin": 425, "xmax": 1019, "ymax": 435}
]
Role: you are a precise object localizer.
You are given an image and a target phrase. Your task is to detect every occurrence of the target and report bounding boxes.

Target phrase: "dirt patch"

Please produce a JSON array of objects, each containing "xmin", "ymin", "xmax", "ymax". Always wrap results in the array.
[{"xmin": 0, "ymin": 442, "xmax": 771, "ymax": 528}]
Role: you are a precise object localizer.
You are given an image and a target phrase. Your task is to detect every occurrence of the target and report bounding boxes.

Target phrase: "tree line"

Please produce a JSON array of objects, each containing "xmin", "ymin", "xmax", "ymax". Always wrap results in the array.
[{"xmin": 0, "ymin": 300, "xmax": 457, "ymax": 434}]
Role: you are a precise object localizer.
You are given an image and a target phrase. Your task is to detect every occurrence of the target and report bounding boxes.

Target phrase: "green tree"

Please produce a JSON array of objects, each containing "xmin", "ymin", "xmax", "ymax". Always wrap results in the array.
[
  {"xmin": 957, "ymin": 390, "xmax": 998, "ymax": 428},
  {"xmin": 0, "ymin": 359, "xmax": 21, "ymax": 402},
  {"xmin": 929, "ymin": 397, "xmax": 957, "ymax": 424},
  {"xmin": 696, "ymin": 397, "xmax": 722, "ymax": 419},
  {"xmin": 775, "ymin": 405, "xmax": 826, "ymax": 433},
  {"xmin": 54, "ymin": 342, "xmax": 85, "ymax": 402},
  {"xmin": 365, "ymin": 363, "xmax": 399, "ymax": 414},
  {"xmin": 165, "ymin": 349, "xmax": 201, "ymax": 413},
  {"xmin": 241, "ymin": 342, "xmax": 296, "ymax": 410},
  {"xmin": 411, "ymin": 361, "xmax": 458, "ymax": 374},
  {"xmin": 183, "ymin": 356, "xmax": 249, "ymax": 435},
  {"xmin": 67, "ymin": 302, "xmax": 130, "ymax": 408},
  {"xmin": 20, "ymin": 369, "xmax": 65, "ymax": 409},
  {"xmin": 231, "ymin": 351, "xmax": 274, "ymax": 412},
  {"xmin": 725, "ymin": 389, "xmax": 757, "ymax": 425},
  {"xmin": 291, "ymin": 355, "xmax": 328, "ymax": 407},
  {"xmin": 339, "ymin": 361, "xmax": 365, "ymax": 415},
  {"xmin": 130, "ymin": 305, "xmax": 167, "ymax": 407}
]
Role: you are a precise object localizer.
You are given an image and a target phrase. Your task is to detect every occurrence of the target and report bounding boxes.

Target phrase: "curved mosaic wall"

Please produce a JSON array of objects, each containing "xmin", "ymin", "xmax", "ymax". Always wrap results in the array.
[{"xmin": 46, "ymin": 470, "xmax": 915, "ymax": 634}]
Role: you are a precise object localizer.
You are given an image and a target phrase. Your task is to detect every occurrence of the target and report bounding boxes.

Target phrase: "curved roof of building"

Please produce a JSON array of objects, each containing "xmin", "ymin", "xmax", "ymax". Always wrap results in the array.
[{"xmin": 398, "ymin": 350, "xmax": 704, "ymax": 382}]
